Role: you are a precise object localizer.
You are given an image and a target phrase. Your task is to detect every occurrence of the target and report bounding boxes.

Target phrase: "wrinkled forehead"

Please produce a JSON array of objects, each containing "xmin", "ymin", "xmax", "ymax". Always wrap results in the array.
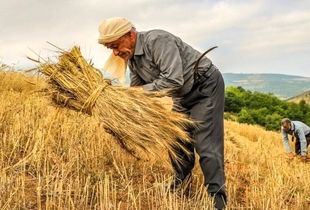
[
  {"xmin": 103, "ymin": 39, "xmax": 118, "ymax": 47},
  {"xmin": 103, "ymin": 36, "xmax": 126, "ymax": 48},
  {"xmin": 103, "ymin": 41, "xmax": 121, "ymax": 51}
]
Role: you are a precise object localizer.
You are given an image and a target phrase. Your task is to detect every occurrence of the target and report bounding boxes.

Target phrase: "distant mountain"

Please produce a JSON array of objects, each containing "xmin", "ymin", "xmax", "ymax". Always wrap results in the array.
[
  {"xmin": 287, "ymin": 90, "xmax": 310, "ymax": 104},
  {"xmin": 223, "ymin": 73, "xmax": 310, "ymax": 99}
]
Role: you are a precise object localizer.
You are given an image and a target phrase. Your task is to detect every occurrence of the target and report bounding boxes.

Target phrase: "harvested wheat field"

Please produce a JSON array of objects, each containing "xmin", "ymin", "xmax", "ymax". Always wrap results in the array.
[
  {"xmin": 33, "ymin": 46, "xmax": 193, "ymax": 163},
  {"xmin": 0, "ymin": 69, "xmax": 310, "ymax": 209}
]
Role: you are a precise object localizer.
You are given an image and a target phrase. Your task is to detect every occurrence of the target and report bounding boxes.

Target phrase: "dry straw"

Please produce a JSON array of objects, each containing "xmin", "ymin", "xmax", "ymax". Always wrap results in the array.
[{"xmin": 33, "ymin": 45, "xmax": 194, "ymax": 162}]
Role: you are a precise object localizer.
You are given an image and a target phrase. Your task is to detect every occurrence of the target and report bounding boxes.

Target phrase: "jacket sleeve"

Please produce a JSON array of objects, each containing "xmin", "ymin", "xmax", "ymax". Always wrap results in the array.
[
  {"xmin": 295, "ymin": 128, "xmax": 308, "ymax": 156},
  {"xmin": 281, "ymin": 128, "xmax": 292, "ymax": 153},
  {"xmin": 142, "ymin": 36, "xmax": 184, "ymax": 92},
  {"xmin": 129, "ymin": 70, "xmax": 145, "ymax": 87}
]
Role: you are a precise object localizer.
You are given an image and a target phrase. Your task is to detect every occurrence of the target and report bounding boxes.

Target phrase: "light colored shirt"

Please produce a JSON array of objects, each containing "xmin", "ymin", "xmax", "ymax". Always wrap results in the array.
[
  {"xmin": 281, "ymin": 121, "xmax": 310, "ymax": 156},
  {"xmin": 128, "ymin": 29, "xmax": 213, "ymax": 97}
]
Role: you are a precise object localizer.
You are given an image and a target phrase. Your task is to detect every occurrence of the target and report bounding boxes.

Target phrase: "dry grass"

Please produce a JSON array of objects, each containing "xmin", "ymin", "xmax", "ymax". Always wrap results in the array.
[
  {"xmin": 224, "ymin": 121, "xmax": 310, "ymax": 209},
  {"xmin": 33, "ymin": 46, "xmax": 193, "ymax": 163},
  {"xmin": 0, "ymin": 70, "xmax": 310, "ymax": 209},
  {"xmin": 288, "ymin": 90, "xmax": 310, "ymax": 105}
]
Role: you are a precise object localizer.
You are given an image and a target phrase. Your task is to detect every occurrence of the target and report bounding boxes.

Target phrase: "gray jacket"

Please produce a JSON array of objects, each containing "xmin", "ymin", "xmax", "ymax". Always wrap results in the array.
[
  {"xmin": 128, "ymin": 29, "xmax": 213, "ymax": 97},
  {"xmin": 281, "ymin": 121, "xmax": 310, "ymax": 156}
]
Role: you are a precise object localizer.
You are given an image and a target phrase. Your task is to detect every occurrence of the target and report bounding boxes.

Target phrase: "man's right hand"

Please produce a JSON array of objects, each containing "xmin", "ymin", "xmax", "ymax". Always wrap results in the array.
[
  {"xmin": 287, "ymin": 152, "xmax": 296, "ymax": 160},
  {"xmin": 300, "ymin": 156, "xmax": 308, "ymax": 162}
]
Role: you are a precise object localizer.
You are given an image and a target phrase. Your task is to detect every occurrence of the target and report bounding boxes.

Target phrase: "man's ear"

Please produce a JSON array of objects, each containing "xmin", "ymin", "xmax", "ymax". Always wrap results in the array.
[{"xmin": 129, "ymin": 30, "xmax": 136, "ymax": 40}]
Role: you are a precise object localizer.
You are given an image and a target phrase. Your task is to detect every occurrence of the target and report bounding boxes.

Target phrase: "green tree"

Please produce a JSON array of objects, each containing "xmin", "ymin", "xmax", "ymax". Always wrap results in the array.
[
  {"xmin": 238, "ymin": 108, "xmax": 255, "ymax": 124},
  {"xmin": 265, "ymin": 113, "xmax": 283, "ymax": 130},
  {"xmin": 224, "ymin": 86, "xmax": 310, "ymax": 131},
  {"xmin": 225, "ymin": 91, "xmax": 244, "ymax": 113}
]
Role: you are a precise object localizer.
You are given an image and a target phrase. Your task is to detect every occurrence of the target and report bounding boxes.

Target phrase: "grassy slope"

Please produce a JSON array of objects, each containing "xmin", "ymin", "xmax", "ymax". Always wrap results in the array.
[
  {"xmin": 288, "ymin": 90, "xmax": 310, "ymax": 105},
  {"xmin": 223, "ymin": 73, "xmax": 310, "ymax": 99},
  {"xmin": 0, "ymin": 71, "xmax": 309, "ymax": 210}
]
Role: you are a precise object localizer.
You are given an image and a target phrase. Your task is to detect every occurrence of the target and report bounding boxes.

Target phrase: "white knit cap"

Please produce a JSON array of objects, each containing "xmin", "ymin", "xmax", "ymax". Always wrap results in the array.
[
  {"xmin": 98, "ymin": 17, "xmax": 134, "ymax": 83},
  {"xmin": 98, "ymin": 17, "xmax": 134, "ymax": 44}
]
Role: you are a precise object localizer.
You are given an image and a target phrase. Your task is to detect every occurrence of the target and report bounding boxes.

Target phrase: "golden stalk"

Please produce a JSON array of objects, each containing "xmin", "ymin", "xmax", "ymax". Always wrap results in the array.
[{"xmin": 35, "ymin": 46, "xmax": 194, "ymax": 162}]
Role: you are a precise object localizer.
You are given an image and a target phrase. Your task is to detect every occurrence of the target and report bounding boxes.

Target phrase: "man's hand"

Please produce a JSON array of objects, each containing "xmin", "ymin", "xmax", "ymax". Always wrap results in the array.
[
  {"xmin": 287, "ymin": 152, "xmax": 296, "ymax": 160},
  {"xmin": 129, "ymin": 86, "xmax": 167, "ymax": 97},
  {"xmin": 301, "ymin": 156, "xmax": 308, "ymax": 162}
]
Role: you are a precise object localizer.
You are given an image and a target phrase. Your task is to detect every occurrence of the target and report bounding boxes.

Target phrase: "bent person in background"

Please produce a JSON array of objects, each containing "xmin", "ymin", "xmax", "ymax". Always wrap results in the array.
[
  {"xmin": 97, "ymin": 17, "xmax": 227, "ymax": 209},
  {"xmin": 281, "ymin": 118, "xmax": 310, "ymax": 162}
]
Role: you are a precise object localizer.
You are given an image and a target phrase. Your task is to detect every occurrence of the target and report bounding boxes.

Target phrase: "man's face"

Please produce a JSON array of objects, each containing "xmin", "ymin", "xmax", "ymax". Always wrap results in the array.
[
  {"xmin": 282, "ymin": 122, "xmax": 291, "ymax": 133},
  {"xmin": 104, "ymin": 32, "xmax": 135, "ymax": 61}
]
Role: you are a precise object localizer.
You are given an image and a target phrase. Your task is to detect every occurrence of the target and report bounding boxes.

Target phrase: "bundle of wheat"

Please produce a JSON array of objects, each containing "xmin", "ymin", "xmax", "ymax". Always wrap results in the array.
[{"xmin": 35, "ymin": 46, "xmax": 194, "ymax": 162}]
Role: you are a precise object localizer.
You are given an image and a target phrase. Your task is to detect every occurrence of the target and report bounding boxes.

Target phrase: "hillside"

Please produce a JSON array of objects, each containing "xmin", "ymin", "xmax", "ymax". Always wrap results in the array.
[
  {"xmin": 223, "ymin": 73, "xmax": 310, "ymax": 99},
  {"xmin": 0, "ymin": 71, "xmax": 310, "ymax": 209},
  {"xmin": 224, "ymin": 86, "xmax": 310, "ymax": 131},
  {"xmin": 288, "ymin": 90, "xmax": 310, "ymax": 105}
]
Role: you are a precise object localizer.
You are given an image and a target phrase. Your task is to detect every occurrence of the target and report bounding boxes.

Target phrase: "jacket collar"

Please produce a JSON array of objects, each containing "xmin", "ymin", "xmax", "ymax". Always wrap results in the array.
[
  {"xmin": 134, "ymin": 32, "xmax": 144, "ymax": 56},
  {"xmin": 290, "ymin": 121, "xmax": 295, "ymax": 131}
]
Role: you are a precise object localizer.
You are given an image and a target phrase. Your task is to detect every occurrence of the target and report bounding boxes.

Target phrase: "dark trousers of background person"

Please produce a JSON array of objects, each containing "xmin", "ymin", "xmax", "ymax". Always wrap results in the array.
[
  {"xmin": 170, "ymin": 66, "xmax": 226, "ymax": 209},
  {"xmin": 295, "ymin": 133, "xmax": 310, "ymax": 155}
]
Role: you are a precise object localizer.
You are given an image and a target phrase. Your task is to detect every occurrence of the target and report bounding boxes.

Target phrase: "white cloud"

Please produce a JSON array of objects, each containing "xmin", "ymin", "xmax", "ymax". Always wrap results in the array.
[
  {"xmin": 238, "ymin": 10, "xmax": 310, "ymax": 54},
  {"xmin": 0, "ymin": 0, "xmax": 309, "ymax": 76}
]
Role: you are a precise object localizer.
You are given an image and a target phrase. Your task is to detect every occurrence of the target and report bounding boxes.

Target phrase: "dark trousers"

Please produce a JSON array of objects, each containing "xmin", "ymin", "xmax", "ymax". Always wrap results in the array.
[
  {"xmin": 295, "ymin": 133, "xmax": 310, "ymax": 155},
  {"xmin": 170, "ymin": 67, "xmax": 226, "ymax": 205}
]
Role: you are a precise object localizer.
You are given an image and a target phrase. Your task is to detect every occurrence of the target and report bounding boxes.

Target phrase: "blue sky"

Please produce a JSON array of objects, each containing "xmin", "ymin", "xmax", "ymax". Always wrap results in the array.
[{"xmin": 0, "ymin": 0, "xmax": 309, "ymax": 77}]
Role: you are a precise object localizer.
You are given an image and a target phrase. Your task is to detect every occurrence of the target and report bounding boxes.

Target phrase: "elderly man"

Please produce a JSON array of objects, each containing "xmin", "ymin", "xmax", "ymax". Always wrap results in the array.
[
  {"xmin": 98, "ymin": 17, "xmax": 227, "ymax": 209},
  {"xmin": 281, "ymin": 118, "xmax": 310, "ymax": 161}
]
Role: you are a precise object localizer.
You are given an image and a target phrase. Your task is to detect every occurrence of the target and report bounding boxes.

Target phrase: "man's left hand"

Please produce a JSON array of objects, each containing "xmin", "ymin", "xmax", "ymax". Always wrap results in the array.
[{"xmin": 301, "ymin": 156, "xmax": 308, "ymax": 162}]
